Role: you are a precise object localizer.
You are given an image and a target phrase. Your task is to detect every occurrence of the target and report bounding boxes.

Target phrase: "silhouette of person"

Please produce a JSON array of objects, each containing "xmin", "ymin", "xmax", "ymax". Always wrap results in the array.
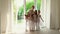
[{"xmin": 25, "ymin": 5, "xmax": 35, "ymax": 32}]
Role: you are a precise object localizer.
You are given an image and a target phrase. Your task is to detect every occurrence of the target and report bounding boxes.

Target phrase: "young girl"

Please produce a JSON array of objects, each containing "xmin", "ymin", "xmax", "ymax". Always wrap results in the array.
[{"xmin": 36, "ymin": 10, "xmax": 44, "ymax": 31}]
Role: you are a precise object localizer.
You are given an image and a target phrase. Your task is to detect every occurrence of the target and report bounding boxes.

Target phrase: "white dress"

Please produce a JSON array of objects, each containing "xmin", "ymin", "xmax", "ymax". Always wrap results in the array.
[
  {"xmin": 36, "ymin": 15, "xmax": 40, "ymax": 30},
  {"xmin": 26, "ymin": 9, "xmax": 35, "ymax": 31}
]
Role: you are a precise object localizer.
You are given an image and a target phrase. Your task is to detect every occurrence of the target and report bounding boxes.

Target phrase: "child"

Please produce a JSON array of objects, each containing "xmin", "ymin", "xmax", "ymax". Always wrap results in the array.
[
  {"xmin": 25, "ymin": 14, "xmax": 29, "ymax": 32},
  {"xmin": 36, "ymin": 10, "xmax": 44, "ymax": 31},
  {"xmin": 33, "ymin": 10, "xmax": 38, "ymax": 31}
]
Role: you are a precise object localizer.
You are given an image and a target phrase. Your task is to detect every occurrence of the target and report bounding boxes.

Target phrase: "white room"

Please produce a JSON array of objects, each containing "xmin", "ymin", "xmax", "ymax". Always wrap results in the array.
[{"xmin": 0, "ymin": 0, "xmax": 60, "ymax": 34}]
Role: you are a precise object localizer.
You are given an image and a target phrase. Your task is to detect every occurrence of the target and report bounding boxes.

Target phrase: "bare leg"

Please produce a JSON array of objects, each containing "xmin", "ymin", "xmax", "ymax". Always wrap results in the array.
[
  {"xmin": 36, "ymin": 23, "xmax": 40, "ymax": 31},
  {"xmin": 29, "ymin": 21, "xmax": 35, "ymax": 32}
]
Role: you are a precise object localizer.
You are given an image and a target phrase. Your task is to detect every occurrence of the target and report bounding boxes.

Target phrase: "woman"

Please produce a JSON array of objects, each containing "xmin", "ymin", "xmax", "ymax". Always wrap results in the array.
[{"xmin": 25, "ymin": 5, "xmax": 35, "ymax": 32}]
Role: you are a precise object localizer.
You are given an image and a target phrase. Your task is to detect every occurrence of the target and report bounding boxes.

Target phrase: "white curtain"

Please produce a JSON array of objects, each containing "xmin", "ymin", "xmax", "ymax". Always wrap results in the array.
[
  {"xmin": 0, "ymin": 0, "xmax": 13, "ymax": 34},
  {"xmin": 40, "ymin": 0, "xmax": 50, "ymax": 29},
  {"xmin": 50, "ymin": 0, "xmax": 60, "ymax": 29},
  {"xmin": 6, "ymin": 0, "xmax": 14, "ymax": 33}
]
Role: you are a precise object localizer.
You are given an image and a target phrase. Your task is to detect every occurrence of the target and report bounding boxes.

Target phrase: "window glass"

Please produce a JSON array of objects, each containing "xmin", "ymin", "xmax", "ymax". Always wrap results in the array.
[
  {"xmin": 13, "ymin": 0, "xmax": 24, "ymax": 23},
  {"xmin": 37, "ymin": 0, "xmax": 41, "ymax": 10},
  {"xmin": 26, "ymin": 0, "xmax": 34, "ymax": 13}
]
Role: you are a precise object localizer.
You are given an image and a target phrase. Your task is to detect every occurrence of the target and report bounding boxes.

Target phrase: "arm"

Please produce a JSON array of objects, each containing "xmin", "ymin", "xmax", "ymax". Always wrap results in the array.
[{"xmin": 40, "ymin": 15, "xmax": 44, "ymax": 22}]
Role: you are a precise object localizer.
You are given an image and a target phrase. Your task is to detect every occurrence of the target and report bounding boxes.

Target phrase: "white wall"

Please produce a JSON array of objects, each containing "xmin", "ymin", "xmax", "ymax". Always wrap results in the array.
[{"xmin": 50, "ymin": 0, "xmax": 60, "ymax": 29}]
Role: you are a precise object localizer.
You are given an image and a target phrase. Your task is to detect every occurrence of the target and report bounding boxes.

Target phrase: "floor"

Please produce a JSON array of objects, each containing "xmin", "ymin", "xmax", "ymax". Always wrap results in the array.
[
  {"xmin": 2, "ymin": 28, "xmax": 60, "ymax": 34},
  {"xmin": 1, "ymin": 20, "xmax": 60, "ymax": 34}
]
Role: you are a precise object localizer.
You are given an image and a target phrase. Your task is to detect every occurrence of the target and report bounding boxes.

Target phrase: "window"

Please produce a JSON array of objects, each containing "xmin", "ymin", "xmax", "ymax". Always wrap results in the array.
[
  {"xmin": 13, "ymin": 0, "xmax": 41, "ymax": 24},
  {"xmin": 12, "ymin": 0, "xmax": 42, "ymax": 32},
  {"xmin": 37, "ymin": 0, "xmax": 41, "ymax": 10}
]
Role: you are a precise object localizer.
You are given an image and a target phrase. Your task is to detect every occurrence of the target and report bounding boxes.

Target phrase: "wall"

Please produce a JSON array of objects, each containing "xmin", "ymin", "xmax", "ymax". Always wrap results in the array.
[
  {"xmin": 59, "ymin": 0, "xmax": 60, "ymax": 28},
  {"xmin": 50, "ymin": 0, "xmax": 60, "ymax": 29},
  {"xmin": 57, "ymin": 0, "xmax": 60, "ymax": 29},
  {"xmin": 0, "ymin": 12, "xmax": 1, "ymax": 33},
  {"xmin": 0, "ymin": 0, "xmax": 1, "ymax": 33}
]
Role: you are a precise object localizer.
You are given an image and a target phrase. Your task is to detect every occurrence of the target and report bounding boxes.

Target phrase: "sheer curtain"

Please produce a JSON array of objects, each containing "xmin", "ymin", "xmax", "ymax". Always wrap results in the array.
[
  {"xmin": 6, "ymin": 0, "xmax": 13, "ymax": 33},
  {"xmin": 0, "ymin": 0, "xmax": 13, "ymax": 34},
  {"xmin": 50, "ymin": 0, "xmax": 60, "ymax": 29},
  {"xmin": 40, "ymin": 0, "xmax": 50, "ymax": 29}
]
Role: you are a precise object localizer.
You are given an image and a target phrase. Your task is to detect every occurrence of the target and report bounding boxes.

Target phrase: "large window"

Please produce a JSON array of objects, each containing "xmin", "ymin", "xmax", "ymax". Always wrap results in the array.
[
  {"xmin": 13, "ymin": 0, "xmax": 24, "ymax": 24},
  {"xmin": 5, "ymin": 0, "xmax": 50, "ymax": 33},
  {"xmin": 13, "ymin": 0, "xmax": 41, "ymax": 32},
  {"xmin": 26, "ymin": 0, "xmax": 34, "ymax": 13},
  {"xmin": 13, "ymin": 0, "xmax": 41, "ymax": 24},
  {"xmin": 37, "ymin": 0, "xmax": 41, "ymax": 10}
]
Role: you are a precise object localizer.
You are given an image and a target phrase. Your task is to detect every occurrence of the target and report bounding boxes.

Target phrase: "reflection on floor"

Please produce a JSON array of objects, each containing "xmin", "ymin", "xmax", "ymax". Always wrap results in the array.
[
  {"xmin": 2, "ymin": 28, "xmax": 60, "ymax": 34},
  {"xmin": 2, "ymin": 19, "xmax": 60, "ymax": 34},
  {"xmin": 13, "ymin": 19, "xmax": 46, "ymax": 32}
]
